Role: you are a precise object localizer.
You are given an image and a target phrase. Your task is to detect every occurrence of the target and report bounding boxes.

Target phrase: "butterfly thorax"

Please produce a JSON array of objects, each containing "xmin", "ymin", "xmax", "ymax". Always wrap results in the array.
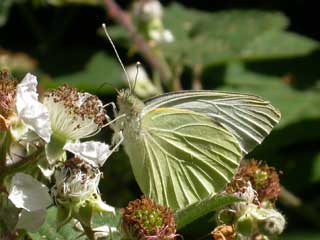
[{"xmin": 111, "ymin": 89, "xmax": 144, "ymax": 143}]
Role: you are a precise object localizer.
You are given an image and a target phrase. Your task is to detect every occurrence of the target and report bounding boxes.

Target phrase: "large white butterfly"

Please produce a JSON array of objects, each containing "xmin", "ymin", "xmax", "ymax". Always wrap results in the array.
[{"xmin": 102, "ymin": 24, "xmax": 281, "ymax": 210}]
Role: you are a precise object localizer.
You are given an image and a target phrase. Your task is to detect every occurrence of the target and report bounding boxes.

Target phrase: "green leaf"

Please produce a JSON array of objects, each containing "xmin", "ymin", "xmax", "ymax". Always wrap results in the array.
[
  {"xmin": 47, "ymin": 0, "xmax": 100, "ymax": 6},
  {"xmin": 0, "ymin": 192, "xmax": 20, "ymax": 237},
  {"xmin": 0, "ymin": 0, "xmax": 19, "ymax": 27},
  {"xmin": 40, "ymin": 51, "xmax": 124, "ymax": 94},
  {"xmin": 90, "ymin": 209, "xmax": 122, "ymax": 240},
  {"xmin": 29, "ymin": 207, "xmax": 85, "ymax": 240},
  {"xmin": 241, "ymin": 31, "xmax": 319, "ymax": 60},
  {"xmin": 174, "ymin": 194, "xmax": 241, "ymax": 230},
  {"xmin": 29, "ymin": 206, "xmax": 122, "ymax": 240},
  {"xmin": 162, "ymin": 4, "xmax": 318, "ymax": 66}
]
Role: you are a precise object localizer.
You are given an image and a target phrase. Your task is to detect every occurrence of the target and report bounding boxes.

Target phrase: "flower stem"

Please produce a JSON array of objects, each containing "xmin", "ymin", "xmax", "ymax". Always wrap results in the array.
[{"xmin": 103, "ymin": 0, "xmax": 172, "ymax": 83}]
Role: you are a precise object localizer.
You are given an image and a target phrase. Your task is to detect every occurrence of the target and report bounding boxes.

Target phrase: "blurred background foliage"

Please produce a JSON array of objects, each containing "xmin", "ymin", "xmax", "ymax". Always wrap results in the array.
[{"xmin": 1, "ymin": 0, "xmax": 320, "ymax": 239}]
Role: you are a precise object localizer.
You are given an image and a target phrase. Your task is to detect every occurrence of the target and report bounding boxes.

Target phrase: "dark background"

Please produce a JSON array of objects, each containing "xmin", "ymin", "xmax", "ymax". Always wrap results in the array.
[{"xmin": 1, "ymin": 1, "xmax": 319, "ymax": 239}]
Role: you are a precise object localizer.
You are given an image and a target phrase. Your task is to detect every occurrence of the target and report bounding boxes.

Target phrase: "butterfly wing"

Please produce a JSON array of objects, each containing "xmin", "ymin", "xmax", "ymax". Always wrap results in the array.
[
  {"xmin": 142, "ymin": 91, "xmax": 281, "ymax": 154},
  {"xmin": 123, "ymin": 107, "xmax": 242, "ymax": 210}
]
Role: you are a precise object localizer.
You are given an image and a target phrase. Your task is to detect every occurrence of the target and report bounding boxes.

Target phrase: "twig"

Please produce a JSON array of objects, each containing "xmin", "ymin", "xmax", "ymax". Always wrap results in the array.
[
  {"xmin": 279, "ymin": 186, "xmax": 302, "ymax": 208},
  {"xmin": 279, "ymin": 185, "xmax": 320, "ymax": 228},
  {"xmin": 192, "ymin": 64, "xmax": 203, "ymax": 90},
  {"xmin": 103, "ymin": 0, "xmax": 172, "ymax": 82}
]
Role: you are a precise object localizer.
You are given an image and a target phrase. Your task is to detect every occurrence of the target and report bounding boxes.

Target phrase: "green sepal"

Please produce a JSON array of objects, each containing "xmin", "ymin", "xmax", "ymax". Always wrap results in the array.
[
  {"xmin": 0, "ymin": 131, "xmax": 10, "ymax": 164},
  {"xmin": 236, "ymin": 213, "xmax": 255, "ymax": 236},
  {"xmin": 56, "ymin": 206, "xmax": 72, "ymax": 230},
  {"xmin": 45, "ymin": 134, "xmax": 67, "ymax": 165},
  {"xmin": 10, "ymin": 120, "xmax": 28, "ymax": 142},
  {"xmin": 76, "ymin": 203, "xmax": 94, "ymax": 228}
]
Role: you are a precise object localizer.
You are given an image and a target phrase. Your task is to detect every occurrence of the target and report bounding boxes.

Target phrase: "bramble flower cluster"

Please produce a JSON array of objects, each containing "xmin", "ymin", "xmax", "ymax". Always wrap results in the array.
[
  {"xmin": 0, "ymin": 70, "xmax": 115, "ymax": 237},
  {"xmin": 133, "ymin": 0, "xmax": 174, "ymax": 44},
  {"xmin": 213, "ymin": 160, "xmax": 285, "ymax": 240},
  {"xmin": 0, "ymin": 70, "xmax": 285, "ymax": 240}
]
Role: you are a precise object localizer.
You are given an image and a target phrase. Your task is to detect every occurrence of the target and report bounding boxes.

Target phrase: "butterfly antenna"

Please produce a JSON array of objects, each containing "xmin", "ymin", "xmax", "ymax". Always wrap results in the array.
[
  {"xmin": 102, "ymin": 23, "xmax": 132, "ymax": 92},
  {"xmin": 133, "ymin": 61, "xmax": 141, "ymax": 93}
]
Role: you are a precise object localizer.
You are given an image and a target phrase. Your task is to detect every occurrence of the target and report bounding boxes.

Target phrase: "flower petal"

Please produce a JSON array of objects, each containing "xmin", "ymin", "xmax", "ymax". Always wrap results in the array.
[
  {"xmin": 16, "ymin": 73, "xmax": 51, "ymax": 142},
  {"xmin": 93, "ymin": 225, "xmax": 118, "ymax": 238},
  {"xmin": 15, "ymin": 209, "xmax": 47, "ymax": 232},
  {"xmin": 64, "ymin": 141, "xmax": 111, "ymax": 167},
  {"xmin": 95, "ymin": 200, "xmax": 116, "ymax": 215},
  {"xmin": 8, "ymin": 173, "xmax": 52, "ymax": 212}
]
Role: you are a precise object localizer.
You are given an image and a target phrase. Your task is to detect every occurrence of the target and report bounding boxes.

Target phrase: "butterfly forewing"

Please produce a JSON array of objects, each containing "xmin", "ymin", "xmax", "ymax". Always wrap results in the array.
[
  {"xmin": 142, "ymin": 91, "xmax": 281, "ymax": 154},
  {"xmin": 124, "ymin": 107, "xmax": 242, "ymax": 210}
]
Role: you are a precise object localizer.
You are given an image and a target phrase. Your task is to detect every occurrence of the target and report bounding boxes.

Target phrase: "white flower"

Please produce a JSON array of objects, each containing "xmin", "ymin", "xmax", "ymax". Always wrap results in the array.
[
  {"xmin": 142, "ymin": 0, "xmax": 163, "ymax": 20},
  {"xmin": 126, "ymin": 64, "xmax": 159, "ymax": 98},
  {"xmin": 64, "ymin": 141, "xmax": 111, "ymax": 167},
  {"xmin": 43, "ymin": 85, "xmax": 106, "ymax": 141},
  {"xmin": 149, "ymin": 28, "xmax": 174, "ymax": 43},
  {"xmin": 15, "ymin": 73, "xmax": 51, "ymax": 142},
  {"xmin": 51, "ymin": 158, "xmax": 102, "ymax": 204},
  {"xmin": 163, "ymin": 29, "xmax": 174, "ymax": 42},
  {"xmin": 93, "ymin": 225, "xmax": 118, "ymax": 238},
  {"xmin": 0, "ymin": 72, "xmax": 51, "ymax": 142},
  {"xmin": 8, "ymin": 173, "xmax": 52, "ymax": 231}
]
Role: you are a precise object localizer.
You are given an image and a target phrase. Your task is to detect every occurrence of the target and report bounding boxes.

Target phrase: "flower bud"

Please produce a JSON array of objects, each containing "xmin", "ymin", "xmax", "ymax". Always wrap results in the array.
[
  {"xmin": 256, "ymin": 209, "xmax": 286, "ymax": 236},
  {"xmin": 236, "ymin": 212, "xmax": 256, "ymax": 237}
]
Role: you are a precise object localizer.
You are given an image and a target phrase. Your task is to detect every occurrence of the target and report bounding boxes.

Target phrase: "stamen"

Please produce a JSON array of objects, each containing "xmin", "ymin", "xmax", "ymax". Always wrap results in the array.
[{"xmin": 0, "ymin": 71, "xmax": 17, "ymax": 117}]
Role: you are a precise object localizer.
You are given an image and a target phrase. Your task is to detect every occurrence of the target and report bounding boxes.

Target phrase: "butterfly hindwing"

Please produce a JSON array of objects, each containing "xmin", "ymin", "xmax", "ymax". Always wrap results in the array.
[
  {"xmin": 143, "ymin": 91, "xmax": 281, "ymax": 154},
  {"xmin": 123, "ymin": 107, "xmax": 242, "ymax": 210}
]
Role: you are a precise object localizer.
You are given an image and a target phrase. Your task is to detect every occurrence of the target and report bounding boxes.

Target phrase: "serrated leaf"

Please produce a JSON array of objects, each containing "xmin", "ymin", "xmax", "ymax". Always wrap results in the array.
[
  {"xmin": 162, "ymin": 4, "xmax": 318, "ymax": 66},
  {"xmin": 174, "ymin": 194, "xmax": 241, "ymax": 230},
  {"xmin": 29, "ymin": 206, "xmax": 121, "ymax": 240},
  {"xmin": 241, "ymin": 31, "xmax": 318, "ymax": 60},
  {"xmin": 40, "ymin": 51, "xmax": 124, "ymax": 94},
  {"xmin": 28, "ymin": 207, "xmax": 85, "ymax": 240}
]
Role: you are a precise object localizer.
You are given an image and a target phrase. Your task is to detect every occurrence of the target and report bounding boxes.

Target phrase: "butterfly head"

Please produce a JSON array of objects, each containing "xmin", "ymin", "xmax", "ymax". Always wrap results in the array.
[{"xmin": 117, "ymin": 89, "xmax": 144, "ymax": 115}]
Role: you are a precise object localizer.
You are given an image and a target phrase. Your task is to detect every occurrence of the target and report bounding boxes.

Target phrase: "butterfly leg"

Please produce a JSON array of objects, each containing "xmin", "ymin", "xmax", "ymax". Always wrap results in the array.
[
  {"xmin": 103, "ymin": 102, "xmax": 118, "ymax": 117},
  {"xmin": 109, "ymin": 131, "xmax": 124, "ymax": 154},
  {"xmin": 102, "ymin": 102, "xmax": 124, "ymax": 128}
]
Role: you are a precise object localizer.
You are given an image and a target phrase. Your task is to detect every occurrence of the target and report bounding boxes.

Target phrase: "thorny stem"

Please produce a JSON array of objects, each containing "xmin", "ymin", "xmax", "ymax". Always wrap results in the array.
[
  {"xmin": 0, "ymin": 148, "xmax": 42, "ymax": 183},
  {"xmin": 81, "ymin": 223, "xmax": 96, "ymax": 240},
  {"xmin": 103, "ymin": 0, "xmax": 172, "ymax": 83}
]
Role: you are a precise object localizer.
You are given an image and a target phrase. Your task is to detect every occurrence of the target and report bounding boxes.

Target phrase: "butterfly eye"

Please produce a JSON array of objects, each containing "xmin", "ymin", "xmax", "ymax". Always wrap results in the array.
[{"xmin": 127, "ymin": 96, "xmax": 133, "ymax": 105}]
